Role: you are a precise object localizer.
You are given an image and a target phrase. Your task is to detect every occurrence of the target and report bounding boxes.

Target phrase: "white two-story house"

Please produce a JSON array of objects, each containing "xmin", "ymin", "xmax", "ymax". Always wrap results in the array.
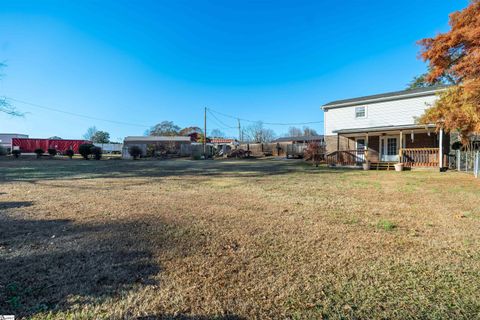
[{"xmin": 322, "ymin": 85, "xmax": 450, "ymax": 169}]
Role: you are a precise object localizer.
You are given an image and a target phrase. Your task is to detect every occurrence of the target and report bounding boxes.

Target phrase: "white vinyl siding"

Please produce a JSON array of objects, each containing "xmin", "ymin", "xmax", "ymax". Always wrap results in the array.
[{"xmin": 324, "ymin": 95, "xmax": 438, "ymax": 135}]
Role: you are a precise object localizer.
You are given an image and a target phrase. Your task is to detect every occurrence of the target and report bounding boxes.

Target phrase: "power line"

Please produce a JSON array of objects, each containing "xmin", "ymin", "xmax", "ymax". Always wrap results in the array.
[
  {"xmin": 207, "ymin": 107, "xmax": 324, "ymax": 126},
  {"xmin": 208, "ymin": 116, "xmax": 236, "ymax": 132},
  {"xmin": 207, "ymin": 109, "xmax": 237, "ymax": 129},
  {"xmin": 8, "ymin": 97, "xmax": 323, "ymax": 132},
  {"xmin": 8, "ymin": 97, "xmax": 151, "ymax": 128}
]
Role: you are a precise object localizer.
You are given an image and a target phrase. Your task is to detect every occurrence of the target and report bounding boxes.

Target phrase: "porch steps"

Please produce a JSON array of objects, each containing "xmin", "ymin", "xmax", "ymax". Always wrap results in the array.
[{"xmin": 370, "ymin": 162, "xmax": 396, "ymax": 171}]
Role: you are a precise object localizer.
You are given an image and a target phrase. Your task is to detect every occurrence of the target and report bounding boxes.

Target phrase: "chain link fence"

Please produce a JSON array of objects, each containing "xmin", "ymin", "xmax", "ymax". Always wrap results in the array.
[{"xmin": 450, "ymin": 150, "xmax": 480, "ymax": 178}]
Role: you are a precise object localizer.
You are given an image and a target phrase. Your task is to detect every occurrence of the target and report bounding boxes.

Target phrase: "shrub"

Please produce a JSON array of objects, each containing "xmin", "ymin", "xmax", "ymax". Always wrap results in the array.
[
  {"xmin": 34, "ymin": 148, "xmax": 45, "ymax": 159},
  {"xmin": 128, "ymin": 145, "xmax": 142, "ymax": 160},
  {"xmin": 91, "ymin": 146, "xmax": 102, "ymax": 160},
  {"xmin": 47, "ymin": 148, "xmax": 57, "ymax": 157},
  {"xmin": 65, "ymin": 149, "xmax": 74, "ymax": 159},
  {"xmin": 0, "ymin": 146, "xmax": 7, "ymax": 156},
  {"xmin": 304, "ymin": 142, "xmax": 325, "ymax": 167},
  {"xmin": 146, "ymin": 144, "xmax": 156, "ymax": 158},
  {"xmin": 192, "ymin": 154, "xmax": 202, "ymax": 160},
  {"xmin": 79, "ymin": 143, "xmax": 94, "ymax": 160},
  {"xmin": 12, "ymin": 149, "xmax": 21, "ymax": 158},
  {"xmin": 452, "ymin": 141, "xmax": 463, "ymax": 150},
  {"xmin": 227, "ymin": 148, "xmax": 251, "ymax": 158}
]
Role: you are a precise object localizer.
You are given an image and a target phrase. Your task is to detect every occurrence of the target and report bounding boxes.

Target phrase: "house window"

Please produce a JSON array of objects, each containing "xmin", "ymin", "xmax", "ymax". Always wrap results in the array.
[
  {"xmin": 355, "ymin": 106, "xmax": 366, "ymax": 118},
  {"xmin": 356, "ymin": 138, "xmax": 366, "ymax": 151},
  {"xmin": 387, "ymin": 138, "xmax": 397, "ymax": 155}
]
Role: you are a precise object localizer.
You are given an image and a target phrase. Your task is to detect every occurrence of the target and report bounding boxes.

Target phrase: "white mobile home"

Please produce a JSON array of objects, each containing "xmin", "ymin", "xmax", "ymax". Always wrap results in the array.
[{"xmin": 0, "ymin": 133, "xmax": 29, "ymax": 152}]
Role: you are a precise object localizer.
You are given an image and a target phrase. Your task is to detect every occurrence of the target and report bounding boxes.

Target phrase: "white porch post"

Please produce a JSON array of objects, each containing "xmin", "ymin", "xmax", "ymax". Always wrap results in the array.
[
  {"xmin": 365, "ymin": 133, "xmax": 369, "ymax": 162},
  {"xmin": 399, "ymin": 131, "xmax": 403, "ymax": 163},
  {"xmin": 439, "ymin": 128, "xmax": 444, "ymax": 168}
]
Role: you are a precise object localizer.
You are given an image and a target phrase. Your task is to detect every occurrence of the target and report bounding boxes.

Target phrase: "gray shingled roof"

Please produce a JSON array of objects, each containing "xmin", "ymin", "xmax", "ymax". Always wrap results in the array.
[{"xmin": 323, "ymin": 85, "xmax": 449, "ymax": 109}]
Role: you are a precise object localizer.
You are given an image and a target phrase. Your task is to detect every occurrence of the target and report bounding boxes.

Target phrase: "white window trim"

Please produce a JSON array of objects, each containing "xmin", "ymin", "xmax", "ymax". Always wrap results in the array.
[{"xmin": 355, "ymin": 106, "xmax": 367, "ymax": 119}]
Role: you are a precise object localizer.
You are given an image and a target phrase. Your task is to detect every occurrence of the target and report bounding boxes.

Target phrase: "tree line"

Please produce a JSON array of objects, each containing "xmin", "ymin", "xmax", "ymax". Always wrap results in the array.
[{"xmin": 144, "ymin": 121, "xmax": 319, "ymax": 143}]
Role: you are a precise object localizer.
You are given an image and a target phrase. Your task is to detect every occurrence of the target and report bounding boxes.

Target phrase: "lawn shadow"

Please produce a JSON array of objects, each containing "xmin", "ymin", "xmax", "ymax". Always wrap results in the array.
[
  {"xmin": 0, "ymin": 201, "xmax": 34, "ymax": 209},
  {"xmin": 137, "ymin": 315, "xmax": 245, "ymax": 320},
  {"xmin": 0, "ymin": 212, "xmax": 197, "ymax": 317},
  {"xmin": 0, "ymin": 158, "xmax": 343, "ymax": 185}
]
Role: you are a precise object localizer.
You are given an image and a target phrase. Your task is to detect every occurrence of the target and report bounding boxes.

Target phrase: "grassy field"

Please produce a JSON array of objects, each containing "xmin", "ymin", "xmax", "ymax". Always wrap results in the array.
[{"xmin": 1, "ymin": 158, "xmax": 480, "ymax": 319}]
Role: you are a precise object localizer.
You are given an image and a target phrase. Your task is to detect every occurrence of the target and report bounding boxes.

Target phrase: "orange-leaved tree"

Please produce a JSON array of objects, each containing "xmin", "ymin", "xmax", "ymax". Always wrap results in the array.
[{"xmin": 417, "ymin": 0, "xmax": 480, "ymax": 146}]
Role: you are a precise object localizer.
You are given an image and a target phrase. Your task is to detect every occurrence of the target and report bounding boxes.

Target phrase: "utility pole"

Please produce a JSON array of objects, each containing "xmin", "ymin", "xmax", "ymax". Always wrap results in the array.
[
  {"xmin": 238, "ymin": 118, "xmax": 241, "ymax": 143},
  {"xmin": 204, "ymin": 107, "xmax": 207, "ymax": 158}
]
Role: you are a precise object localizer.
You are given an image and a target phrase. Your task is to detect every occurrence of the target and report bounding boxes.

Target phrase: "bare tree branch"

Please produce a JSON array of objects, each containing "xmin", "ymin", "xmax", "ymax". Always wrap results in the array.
[{"xmin": 0, "ymin": 97, "xmax": 24, "ymax": 117}]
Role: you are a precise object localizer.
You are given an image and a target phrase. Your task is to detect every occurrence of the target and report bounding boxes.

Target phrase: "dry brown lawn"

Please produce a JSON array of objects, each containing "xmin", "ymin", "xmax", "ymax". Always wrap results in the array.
[{"xmin": 1, "ymin": 158, "xmax": 480, "ymax": 319}]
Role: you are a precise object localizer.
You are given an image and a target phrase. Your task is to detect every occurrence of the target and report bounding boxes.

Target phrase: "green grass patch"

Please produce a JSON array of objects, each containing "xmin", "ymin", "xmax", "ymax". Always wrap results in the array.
[{"xmin": 376, "ymin": 220, "xmax": 397, "ymax": 231}]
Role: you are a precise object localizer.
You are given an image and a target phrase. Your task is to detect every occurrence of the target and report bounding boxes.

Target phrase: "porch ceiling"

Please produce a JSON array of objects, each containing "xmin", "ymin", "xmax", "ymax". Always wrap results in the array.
[{"xmin": 333, "ymin": 124, "xmax": 436, "ymax": 136}]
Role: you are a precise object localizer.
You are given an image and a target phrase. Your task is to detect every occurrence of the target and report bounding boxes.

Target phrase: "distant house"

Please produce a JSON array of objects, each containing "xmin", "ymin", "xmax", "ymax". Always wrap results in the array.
[
  {"xmin": 122, "ymin": 136, "xmax": 191, "ymax": 159},
  {"xmin": 322, "ymin": 85, "xmax": 450, "ymax": 169},
  {"xmin": 188, "ymin": 132, "xmax": 204, "ymax": 143},
  {"xmin": 93, "ymin": 142, "xmax": 123, "ymax": 154},
  {"xmin": 0, "ymin": 133, "xmax": 28, "ymax": 152},
  {"xmin": 210, "ymin": 138, "xmax": 237, "ymax": 145}
]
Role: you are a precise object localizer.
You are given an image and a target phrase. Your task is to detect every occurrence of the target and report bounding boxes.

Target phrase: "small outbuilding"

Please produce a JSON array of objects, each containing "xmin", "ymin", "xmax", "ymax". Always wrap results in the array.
[
  {"xmin": 270, "ymin": 135, "xmax": 325, "ymax": 158},
  {"xmin": 122, "ymin": 136, "xmax": 191, "ymax": 159}
]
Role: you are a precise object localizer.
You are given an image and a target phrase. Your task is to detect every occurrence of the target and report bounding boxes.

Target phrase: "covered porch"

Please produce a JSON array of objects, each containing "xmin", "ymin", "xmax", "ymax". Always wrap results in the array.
[{"xmin": 326, "ymin": 125, "xmax": 449, "ymax": 169}]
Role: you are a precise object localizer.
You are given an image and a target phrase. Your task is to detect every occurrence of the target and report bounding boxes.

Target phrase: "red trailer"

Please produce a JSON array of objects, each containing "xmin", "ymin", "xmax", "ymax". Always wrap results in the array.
[{"xmin": 12, "ymin": 138, "xmax": 91, "ymax": 154}]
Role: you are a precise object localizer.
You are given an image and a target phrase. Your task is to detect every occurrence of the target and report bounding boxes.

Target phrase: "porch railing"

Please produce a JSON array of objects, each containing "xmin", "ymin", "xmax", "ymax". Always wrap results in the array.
[
  {"xmin": 400, "ymin": 148, "xmax": 439, "ymax": 167},
  {"xmin": 326, "ymin": 150, "xmax": 365, "ymax": 166}
]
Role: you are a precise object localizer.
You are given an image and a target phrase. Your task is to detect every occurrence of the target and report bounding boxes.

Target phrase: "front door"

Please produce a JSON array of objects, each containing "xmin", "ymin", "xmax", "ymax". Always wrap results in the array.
[
  {"xmin": 381, "ymin": 136, "xmax": 399, "ymax": 162},
  {"xmin": 355, "ymin": 138, "xmax": 366, "ymax": 163}
]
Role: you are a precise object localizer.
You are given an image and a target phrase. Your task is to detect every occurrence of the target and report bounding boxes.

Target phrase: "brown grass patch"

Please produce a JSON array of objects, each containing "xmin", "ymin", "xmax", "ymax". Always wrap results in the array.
[{"xmin": 1, "ymin": 158, "xmax": 480, "ymax": 319}]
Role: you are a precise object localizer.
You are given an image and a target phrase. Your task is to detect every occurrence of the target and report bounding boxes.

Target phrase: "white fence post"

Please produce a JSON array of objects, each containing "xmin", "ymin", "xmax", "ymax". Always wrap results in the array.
[
  {"xmin": 471, "ymin": 151, "xmax": 476, "ymax": 178},
  {"xmin": 457, "ymin": 150, "xmax": 461, "ymax": 171},
  {"xmin": 466, "ymin": 152, "xmax": 468, "ymax": 172},
  {"xmin": 477, "ymin": 151, "xmax": 480, "ymax": 178},
  {"xmin": 475, "ymin": 151, "xmax": 479, "ymax": 178},
  {"xmin": 474, "ymin": 152, "xmax": 477, "ymax": 178}
]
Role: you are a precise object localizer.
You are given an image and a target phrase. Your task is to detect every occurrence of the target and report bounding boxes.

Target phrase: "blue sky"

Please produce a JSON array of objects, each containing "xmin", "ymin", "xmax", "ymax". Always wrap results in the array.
[{"xmin": 0, "ymin": 0, "xmax": 468, "ymax": 140}]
